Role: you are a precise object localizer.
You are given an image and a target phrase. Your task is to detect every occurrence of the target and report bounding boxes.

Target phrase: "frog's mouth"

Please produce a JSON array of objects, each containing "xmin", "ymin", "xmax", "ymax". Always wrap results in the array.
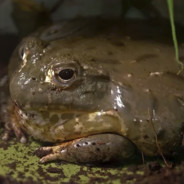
[
  {"xmin": 15, "ymin": 106, "xmax": 127, "ymax": 143},
  {"xmin": 48, "ymin": 110, "xmax": 128, "ymax": 143}
]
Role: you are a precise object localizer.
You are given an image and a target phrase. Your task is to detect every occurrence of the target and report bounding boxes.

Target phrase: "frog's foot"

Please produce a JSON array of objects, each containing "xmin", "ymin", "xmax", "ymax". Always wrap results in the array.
[
  {"xmin": 0, "ymin": 92, "xmax": 27, "ymax": 143},
  {"xmin": 1, "ymin": 113, "xmax": 27, "ymax": 143},
  {"xmin": 11, "ymin": 119, "xmax": 27, "ymax": 143},
  {"xmin": 36, "ymin": 134, "xmax": 136, "ymax": 164},
  {"xmin": 1, "ymin": 121, "xmax": 13, "ymax": 141}
]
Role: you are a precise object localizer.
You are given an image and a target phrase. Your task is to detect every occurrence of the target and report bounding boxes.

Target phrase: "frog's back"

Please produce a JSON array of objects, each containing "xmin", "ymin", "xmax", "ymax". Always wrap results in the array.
[{"xmin": 33, "ymin": 19, "xmax": 184, "ymax": 95}]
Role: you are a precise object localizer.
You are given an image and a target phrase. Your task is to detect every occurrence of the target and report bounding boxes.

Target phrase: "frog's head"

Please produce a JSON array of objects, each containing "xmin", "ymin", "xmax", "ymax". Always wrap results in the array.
[{"xmin": 9, "ymin": 36, "xmax": 127, "ymax": 142}]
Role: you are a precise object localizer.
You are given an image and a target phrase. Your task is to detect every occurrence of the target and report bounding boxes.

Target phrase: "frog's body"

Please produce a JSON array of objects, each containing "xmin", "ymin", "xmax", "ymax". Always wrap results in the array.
[{"xmin": 2, "ymin": 20, "xmax": 184, "ymax": 163}]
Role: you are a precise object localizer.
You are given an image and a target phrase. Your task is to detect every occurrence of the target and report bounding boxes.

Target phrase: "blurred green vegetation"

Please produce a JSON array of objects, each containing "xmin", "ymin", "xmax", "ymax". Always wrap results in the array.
[{"xmin": 167, "ymin": 0, "xmax": 184, "ymax": 73}]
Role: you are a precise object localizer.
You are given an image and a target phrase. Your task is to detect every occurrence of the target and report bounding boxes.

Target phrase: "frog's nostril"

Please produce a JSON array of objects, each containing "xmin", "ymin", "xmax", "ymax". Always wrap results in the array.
[{"xmin": 31, "ymin": 77, "xmax": 36, "ymax": 81}]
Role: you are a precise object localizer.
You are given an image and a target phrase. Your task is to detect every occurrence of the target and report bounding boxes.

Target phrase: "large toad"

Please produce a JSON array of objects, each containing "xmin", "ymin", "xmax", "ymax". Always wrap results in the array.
[{"xmin": 1, "ymin": 20, "xmax": 184, "ymax": 163}]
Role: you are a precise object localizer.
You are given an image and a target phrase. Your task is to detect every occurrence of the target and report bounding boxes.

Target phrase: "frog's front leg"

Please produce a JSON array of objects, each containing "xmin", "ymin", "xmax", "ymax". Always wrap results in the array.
[
  {"xmin": 1, "ymin": 111, "xmax": 27, "ymax": 143},
  {"xmin": 36, "ymin": 134, "xmax": 136, "ymax": 164},
  {"xmin": 0, "ymin": 99, "xmax": 26, "ymax": 143}
]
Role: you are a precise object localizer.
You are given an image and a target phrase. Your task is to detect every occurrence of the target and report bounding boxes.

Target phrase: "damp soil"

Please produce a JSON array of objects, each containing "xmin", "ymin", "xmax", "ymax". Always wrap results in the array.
[{"xmin": 0, "ymin": 20, "xmax": 184, "ymax": 184}]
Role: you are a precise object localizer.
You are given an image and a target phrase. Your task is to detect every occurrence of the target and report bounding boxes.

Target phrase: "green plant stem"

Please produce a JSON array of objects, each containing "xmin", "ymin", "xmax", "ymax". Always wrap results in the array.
[{"xmin": 167, "ymin": 0, "xmax": 184, "ymax": 74}]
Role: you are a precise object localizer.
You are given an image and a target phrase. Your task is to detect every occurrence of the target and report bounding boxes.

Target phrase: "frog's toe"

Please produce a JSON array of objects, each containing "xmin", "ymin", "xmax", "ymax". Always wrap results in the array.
[
  {"xmin": 1, "ymin": 112, "xmax": 27, "ymax": 143},
  {"xmin": 40, "ymin": 153, "xmax": 63, "ymax": 163},
  {"xmin": 2, "ymin": 130, "xmax": 11, "ymax": 141},
  {"xmin": 11, "ymin": 124, "xmax": 27, "ymax": 143},
  {"xmin": 2, "ymin": 125, "xmax": 27, "ymax": 143},
  {"xmin": 36, "ymin": 142, "xmax": 73, "ymax": 163},
  {"xmin": 10, "ymin": 116, "xmax": 27, "ymax": 143},
  {"xmin": 1, "ymin": 121, "xmax": 13, "ymax": 141},
  {"xmin": 19, "ymin": 135, "xmax": 27, "ymax": 143}
]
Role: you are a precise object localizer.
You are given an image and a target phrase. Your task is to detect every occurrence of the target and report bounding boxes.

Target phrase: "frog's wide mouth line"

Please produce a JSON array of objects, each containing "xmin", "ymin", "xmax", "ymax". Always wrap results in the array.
[
  {"xmin": 48, "ymin": 110, "xmax": 126, "ymax": 143},
  {"xmin": 58, "ymin": 132, "xmax": 133, "ymax": 147},
  {"xmin": 15, "ymin": 107, "xmax": 127, "ymax": 143}
]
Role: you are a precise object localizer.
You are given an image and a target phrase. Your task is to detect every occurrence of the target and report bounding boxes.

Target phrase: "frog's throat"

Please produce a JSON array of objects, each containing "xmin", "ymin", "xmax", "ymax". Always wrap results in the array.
[{"xmin": 14, "ymin": 107, "xmax": 128, "ymax": 143}]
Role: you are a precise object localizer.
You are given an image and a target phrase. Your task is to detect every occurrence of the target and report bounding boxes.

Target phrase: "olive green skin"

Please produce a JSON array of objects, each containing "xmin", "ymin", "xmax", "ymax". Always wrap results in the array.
[{"xmin": 9, "ymin": 20, "xmax": 184, "ymax": 162}]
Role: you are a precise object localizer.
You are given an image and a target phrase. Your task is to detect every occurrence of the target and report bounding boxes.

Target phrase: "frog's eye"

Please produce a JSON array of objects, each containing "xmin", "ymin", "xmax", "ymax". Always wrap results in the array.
[
  {"xmin": 53, "ymin": 67, "xmax": 77, "ymax": 87},
  {"xmin": 49, "ymin": 62, "xmax": 80, "ymax": 88},
  {"xmin": 58, "ymin": 69, "xmax": 75, "ymax": 81},
  {"xmin": 19, "ymin": 46, "xmax": 27, "ymax": 60}
]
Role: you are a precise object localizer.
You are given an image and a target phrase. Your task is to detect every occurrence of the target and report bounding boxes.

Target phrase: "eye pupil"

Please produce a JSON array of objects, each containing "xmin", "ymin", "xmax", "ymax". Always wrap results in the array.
[{"xmin": 58, "ymin": 69, "xmax": 74, "ymax": 80}]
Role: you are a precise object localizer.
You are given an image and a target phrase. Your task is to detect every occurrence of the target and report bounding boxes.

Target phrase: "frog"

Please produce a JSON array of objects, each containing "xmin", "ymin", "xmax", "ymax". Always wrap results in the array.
[{"xmin": 1, "ymin": 19, "xmax": 184, "ymax": 164}]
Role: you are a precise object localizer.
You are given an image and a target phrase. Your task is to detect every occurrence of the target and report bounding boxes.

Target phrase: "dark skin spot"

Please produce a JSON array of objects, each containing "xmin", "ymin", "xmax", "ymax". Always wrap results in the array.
[
  {"xmin": 107, "ymin": 51, "xmax": 113, "ymax": 55},
  {"xmin": 89, "ymin": 58, "xmax": 120, "ymax": 64},
  {"xmin": 50, "ymin": 114, "xmax": 59, "ymax": 123},
  {"xmin": 135, "ymin": 54, "xmax": 158, "ymax": 62},
  {"xmin": 29, "ymin": 113, "xmax": 35, "ymax": 118},
  {"xmin": 157, "ymin": 129, "xmax": 165, "ymax": 139},
  {"xmin": 50, "ymin": 87, "xmax": 57, "ymax": 91},
  {"xmin": 86, "ymin": 46, "xmax": 96, "ymax": 50},
  {"xmin": 143, "ymin": 135, "xmax": 149, "ymax": 139},
  {"xmin": 96, "ymin": 148, "xmax": 100, "ymax": 152},
  {"xmin": 110, "ymin": 40, "xmax": 125, "ymax": 47}
]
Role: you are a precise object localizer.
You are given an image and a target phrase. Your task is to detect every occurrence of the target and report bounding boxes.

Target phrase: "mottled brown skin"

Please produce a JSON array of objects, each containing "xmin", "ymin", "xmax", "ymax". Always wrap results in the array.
[{"xmin": 2, "ymin": 20, "xmax": 184, "ymax": 163}]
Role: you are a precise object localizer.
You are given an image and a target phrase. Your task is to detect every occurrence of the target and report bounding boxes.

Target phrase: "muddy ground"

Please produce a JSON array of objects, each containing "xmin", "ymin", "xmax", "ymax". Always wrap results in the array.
[
  {"xmin": 0, "ymin": 125, "xmax": 184, "ymax": 184},
  {"xmin": 0, "ymin": 20, "xmax": 184, "ymax": 184},
  {"xmin": 0, "ymin": 133, "xmax": 184, "ymax": 184}
]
